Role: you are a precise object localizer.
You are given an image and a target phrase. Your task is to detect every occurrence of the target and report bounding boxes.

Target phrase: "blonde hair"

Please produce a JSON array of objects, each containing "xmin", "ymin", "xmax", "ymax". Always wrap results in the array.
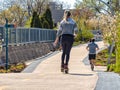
[{"xmin": 63, "ymin": 10, "xmax": 71, "ymax": 22}]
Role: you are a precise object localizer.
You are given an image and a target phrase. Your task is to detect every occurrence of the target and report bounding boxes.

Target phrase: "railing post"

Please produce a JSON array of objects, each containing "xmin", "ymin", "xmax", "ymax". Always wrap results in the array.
[{"xmin": 29, "ymin": 28, "xmax": 30, "ymax": 42}]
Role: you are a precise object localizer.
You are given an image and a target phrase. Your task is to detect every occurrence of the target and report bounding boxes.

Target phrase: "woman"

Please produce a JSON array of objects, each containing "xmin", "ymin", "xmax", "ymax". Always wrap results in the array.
[{"xmin": 54, "ymin": 10, "xmax": 78, "ymax": 73}]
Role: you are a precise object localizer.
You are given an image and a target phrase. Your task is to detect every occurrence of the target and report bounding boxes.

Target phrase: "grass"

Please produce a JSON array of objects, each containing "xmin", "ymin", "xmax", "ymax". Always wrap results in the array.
[
  {"xmin": 95, "ymin": 49, "xmax": 116, "ymax": 66},
  {"xmin": 0, "ymin": 62, "xmax": 26, "ymax": 73},
  {"xmin": 94, "ymin": 48, "xmax": 117, "ymax": 73},
  {"xmin": 73, "ymin": 41, "xmax": 81, "ymax": 46},
  {"xmin": 73, "ymin": 41, "xmax": 85, "ymax": 46}
]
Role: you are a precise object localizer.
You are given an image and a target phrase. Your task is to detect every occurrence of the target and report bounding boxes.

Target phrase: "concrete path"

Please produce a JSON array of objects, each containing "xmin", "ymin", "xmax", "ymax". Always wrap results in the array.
[
  {"xmin": 95, "ymin": 72, "xmax": 120, "ymax": 90},
  {"xmin": 0, "ymin": 41, "xmax": 105, "ymax": 90}
]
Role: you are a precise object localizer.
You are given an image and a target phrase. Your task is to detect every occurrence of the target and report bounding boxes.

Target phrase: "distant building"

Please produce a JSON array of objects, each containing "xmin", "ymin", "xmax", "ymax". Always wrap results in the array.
[
  {"xmin": 49, "ymin": 2, "xmax": 95, "ymax": 27},
  {"xmin": 49, "ymin": 2, "xmax": 64, "ymax": 26}
]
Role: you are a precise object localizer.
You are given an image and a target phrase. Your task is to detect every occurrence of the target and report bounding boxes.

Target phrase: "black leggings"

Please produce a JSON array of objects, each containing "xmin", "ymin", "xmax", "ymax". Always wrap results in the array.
[{"xmin": 61, "ymin": 35, "xmax": 74, "ymax": 65}]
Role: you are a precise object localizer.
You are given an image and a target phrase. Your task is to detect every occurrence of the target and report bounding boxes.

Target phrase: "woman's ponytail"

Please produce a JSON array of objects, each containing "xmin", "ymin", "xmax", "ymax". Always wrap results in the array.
[{"xmin": 63, "ymin": 10, "xmax": 71, "ymax": 22}]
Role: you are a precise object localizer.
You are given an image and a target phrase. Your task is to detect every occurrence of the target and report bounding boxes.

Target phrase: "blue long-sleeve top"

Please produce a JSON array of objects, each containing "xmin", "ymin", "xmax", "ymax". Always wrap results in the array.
[{"xmin": 56, "ymin": 18, "xmax": 78, "ymax": 37}]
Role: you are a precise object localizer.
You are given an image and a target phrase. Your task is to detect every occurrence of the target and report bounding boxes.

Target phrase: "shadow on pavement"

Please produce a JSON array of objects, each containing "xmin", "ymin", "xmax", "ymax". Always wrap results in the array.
[
  {"xmin": 94, "ymin": 70, "xmax": 106, "ymax": 72},
  {"xmin": 69, "ymin": 73, "xmax": 93, "ymax": 76}
]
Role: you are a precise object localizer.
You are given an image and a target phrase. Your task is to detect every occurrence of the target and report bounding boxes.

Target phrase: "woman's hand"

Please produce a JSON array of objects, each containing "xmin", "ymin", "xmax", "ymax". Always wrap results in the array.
[
  {"xmin": 53, "ymin": 42, "xmax": 57, "ymax": 47},
  {"xmin": 53, "ymin": 37, "xmax": 59, "ymax": 47},
  {"xmin": 74, "ymin": 34, "xmax": 77, "ymax": 38}
]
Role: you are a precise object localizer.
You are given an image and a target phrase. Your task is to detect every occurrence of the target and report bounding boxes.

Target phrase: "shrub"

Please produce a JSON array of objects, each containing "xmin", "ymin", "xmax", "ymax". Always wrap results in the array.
[
  {"xmin": 42, "ymin": 20, "xmax": 50, "ymax": 29},
  {"xmin": 107, "ymin": 64, "xmax": 116, "ymax": 72},
  {"xmin": 75, "ymin": 30, "xmax": 94, "ymax": 42},
  {"xmin": 0, "ymin": 62, "xmax": 26, "ymax": 73}
]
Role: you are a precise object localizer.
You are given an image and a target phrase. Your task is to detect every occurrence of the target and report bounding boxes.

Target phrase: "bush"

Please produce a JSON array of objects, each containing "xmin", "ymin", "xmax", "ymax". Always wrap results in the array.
[
  {"xmin": 42, "ymin": 20, "xmax": 50, "ymax": 29},
  {"xmin": 107, "ymin": 64, "xmax": 115, "ymax": 72},
  {"xmin": 82, "ymin": 30, "xmax": 94, "ymax": 41},
  {"xmin": 75, "ymin": 30, "xmax": 94, "ymax": 42},
  {"xmin": 0, "ymin": 62, "xmax": 26, "ymax": 73},
  {"xmin": 25, "ymin": 17, "xmax": 32, "ymax": 28},
  {"xmin": 73, "ymin": 41, "xmax": 81, "ymax": 46},
  {"xmin": 95, "ymin": 49, "xmax": 115, "ymax": 67}
]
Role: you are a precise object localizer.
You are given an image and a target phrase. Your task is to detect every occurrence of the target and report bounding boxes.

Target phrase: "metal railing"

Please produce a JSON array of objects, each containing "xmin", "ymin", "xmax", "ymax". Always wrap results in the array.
[{"xmin": 0, "ymin": 27, "xmax": 57, "ymax": 45}]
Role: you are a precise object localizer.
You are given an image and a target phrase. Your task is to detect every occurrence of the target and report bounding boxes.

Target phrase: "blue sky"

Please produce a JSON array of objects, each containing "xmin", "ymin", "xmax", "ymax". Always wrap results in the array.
[
  {"xmin": 0, "ymin": 0, "xmax": 4, "ymax": 10},
  {"xmin": 0, "ymin": 0, "xmax": 4, "ymax": 3}
]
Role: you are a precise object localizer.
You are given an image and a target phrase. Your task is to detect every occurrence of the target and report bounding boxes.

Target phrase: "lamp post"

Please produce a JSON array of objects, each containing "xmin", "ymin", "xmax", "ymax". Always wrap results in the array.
[
  {"xmin": 5, "ymin": 18, "xmax": 15, "ymax": 72},
  {"xmin": 5, "ymin": 18, "xmax": 8, "ymax": 72}
]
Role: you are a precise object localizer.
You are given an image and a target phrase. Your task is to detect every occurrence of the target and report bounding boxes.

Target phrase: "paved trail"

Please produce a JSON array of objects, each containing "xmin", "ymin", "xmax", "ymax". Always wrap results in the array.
[{"xmin": 0, "ymin": 41, "xmax": 106, "ymax": 90}]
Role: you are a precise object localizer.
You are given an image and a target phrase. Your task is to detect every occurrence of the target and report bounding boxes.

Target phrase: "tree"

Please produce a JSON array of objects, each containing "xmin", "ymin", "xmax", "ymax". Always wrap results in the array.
[
  {"xmin": 0, "ymin": 0, "xmax": 51, "ymax": 15},
  {"xmin": 109, "ymin": 0, "xmax": 120, "ymax": 12},
  {"xmin": 73, "ymin": 0, "xmax": 103, "ymax": 31},
  {"xmin": 0, "ymin": 0, "xmax": 52, "ymax": 26},
  {"xmin": 31, "ymin": 11, "xmax": 41, "ymax": 28},
  {"xmin": 72, "ymin": 8, "xmax": 94, "ymax": 42},
  {"xmin": 74, "ymin": 0, "xmax": 106, "ymax": 14},
  {"xmin": 30, "ymin": 6, "xmax": 53, "ymax": 29},
  {"xmin": 42, "ymin": 6, "xmax": 53, "ymax": 29},
  {"xmin": 9, "ymin": 5, "xmax": 28, "ymax": 27},
  {"xmin": 31, "ymin": 11, "xmax": 37, "ymax": 27},
  {"xmin": 42, "ymin": 20, "xmax": 50, "ymax": 29},
  {"xmin": 72, "ymin": 7, "xmax": 95, "ymax": 30},
  {"xmin": 27, "ymin": 0, "xmax": 51, "ymax": 16},
  {"xmin": 0, "ymin": 10, "xmax": 11, "ymax": 25},
  {"xmin": 0, "ymin": 5, "xmax": 28, "ymax": 26}
]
